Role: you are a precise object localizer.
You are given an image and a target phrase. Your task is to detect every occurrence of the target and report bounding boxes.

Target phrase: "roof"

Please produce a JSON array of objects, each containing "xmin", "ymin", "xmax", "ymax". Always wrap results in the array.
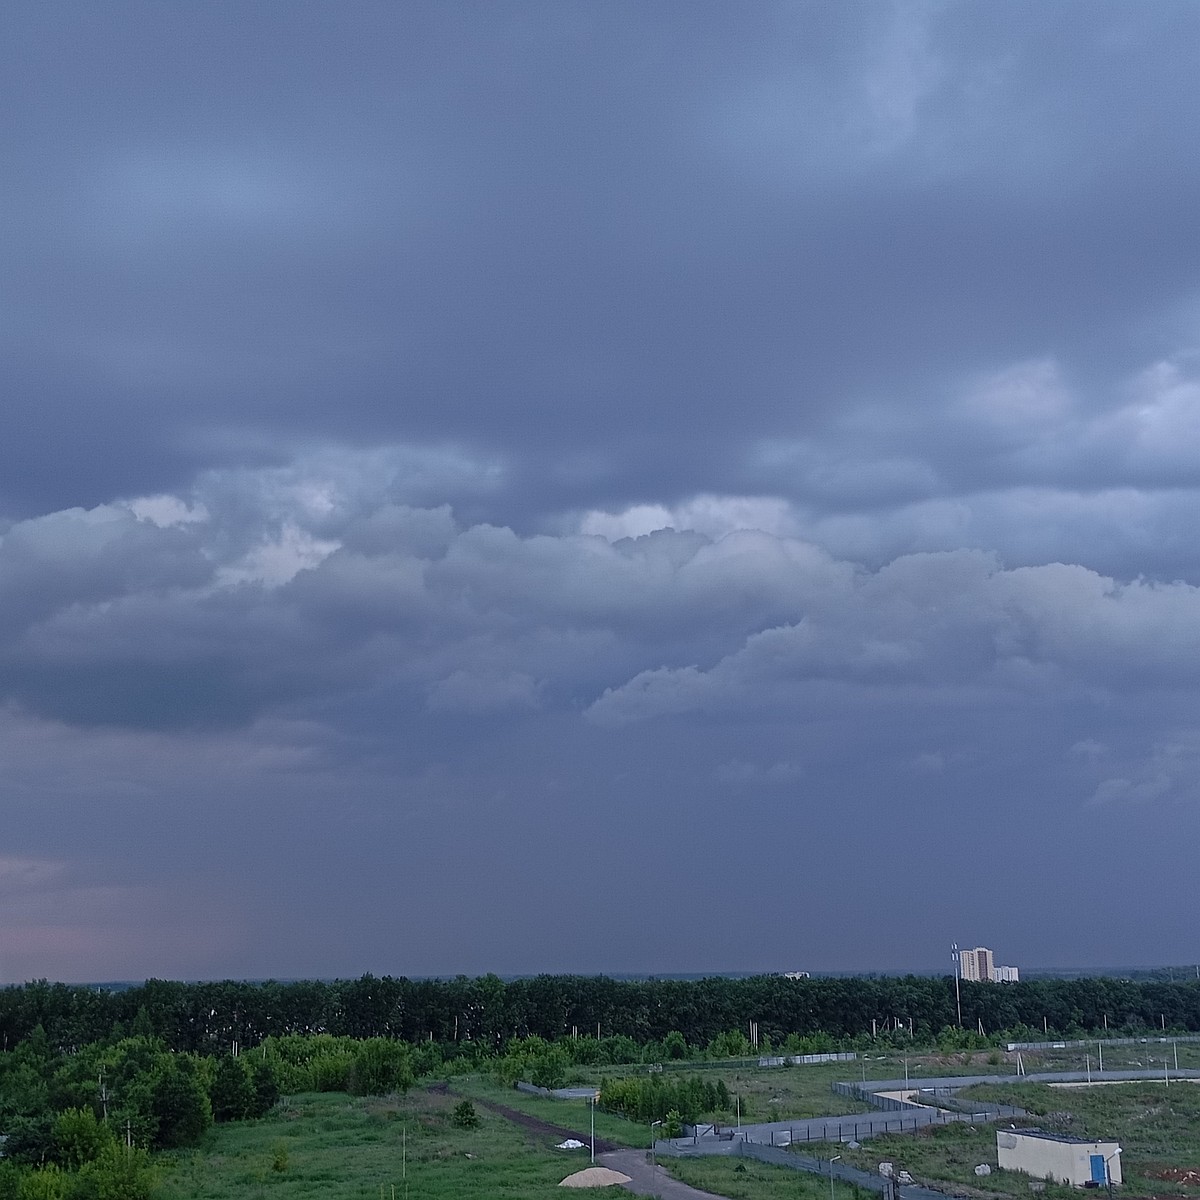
[{"xmin": 1003, "ymin": 1129, "xmax": 1119, "ymax": 1147}]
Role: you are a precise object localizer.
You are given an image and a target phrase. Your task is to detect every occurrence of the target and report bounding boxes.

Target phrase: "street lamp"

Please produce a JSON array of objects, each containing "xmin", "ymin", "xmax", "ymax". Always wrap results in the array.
[
  {"xmin": 830, "ymin": 1154, "xmax": 842, "ymax": 1200},
  {"xmin": 650, "ymin": 1120, "xmax": 663, "ymax": 1199},
  {"xmin": 1104, "ymin": 1151, "xmax": 1120, "ymax": 1200}
]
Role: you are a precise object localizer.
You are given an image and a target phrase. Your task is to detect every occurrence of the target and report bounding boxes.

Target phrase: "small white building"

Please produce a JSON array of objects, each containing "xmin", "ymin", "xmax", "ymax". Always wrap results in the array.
[{"xmin": 997, "ymin": 1130, "xmax": 1121, "ymax": 1187}]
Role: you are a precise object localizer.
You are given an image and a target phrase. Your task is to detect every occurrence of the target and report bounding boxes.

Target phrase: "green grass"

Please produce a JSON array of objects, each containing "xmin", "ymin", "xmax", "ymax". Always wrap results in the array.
[
  {"xmin": 800, "ymin": 1077, "xmax": 1200, "ymax": 1200},
  {"xmin": 156, "ymin": 1091, "xmax": 628, "ymax": 1200},
  {"xmin": 664, "ymin": 1156, "xmax": 870, "ymax": 1200},
  {"xmin": 798, "ymin": 1123, "xmax": 1077, "ymax": 1200},
  {"xmin": 961, "ymin": 1079, "xmax": 1200, "ymax": 1188},
  {"xmin": 452, "ymin": 1076, "xmax": 652, "ymax": 1146}
]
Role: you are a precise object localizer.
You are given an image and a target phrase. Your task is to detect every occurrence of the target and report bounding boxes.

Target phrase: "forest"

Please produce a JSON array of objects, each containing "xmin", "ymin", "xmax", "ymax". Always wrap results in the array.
[
  {"xmin": 5, "ymin": 972, "xmax": 1200, "ymax": 1056},
  {"xmin": 4, "ymin": 971, "xmax": 1200, "ymax": 1197}
]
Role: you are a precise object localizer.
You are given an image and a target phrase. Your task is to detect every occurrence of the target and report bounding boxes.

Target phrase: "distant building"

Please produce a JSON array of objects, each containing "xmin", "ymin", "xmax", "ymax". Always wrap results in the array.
[
  {"xmin": 960, "ymin": 947, "xmax": 995, "ymax": 981},
  {"xmin": 997, "ymin": 1129, "xmax": 1121, "ymax": 1187},
  {"xmin": 782, "ymin": 971, "xmax": 810, "ymax": 980},
  {"xmin": 958, "ymin": 946, "xmax": 1019, "ymax": 983}
]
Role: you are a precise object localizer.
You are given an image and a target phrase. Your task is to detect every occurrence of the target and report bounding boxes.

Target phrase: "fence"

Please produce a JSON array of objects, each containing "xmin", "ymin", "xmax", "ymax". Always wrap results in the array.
[
  {"xmin": 759, "ymin": 1052, "xmax": 857, "ymax": 1067},
  {"xmin": 1006, "ymin": 1034, "xmax": 1200, "ymax": 1052},
  {"xmin": 680, "ymin": 1107, "xmax": 1004, "ymax": 1148},
  {"xmin": 661, "ymin": 1135, "xmax": 950, "ymax": 1200},
  {"xmin": 831, "ymin": 1082, "xmax": 928, "ymax": 1113}
]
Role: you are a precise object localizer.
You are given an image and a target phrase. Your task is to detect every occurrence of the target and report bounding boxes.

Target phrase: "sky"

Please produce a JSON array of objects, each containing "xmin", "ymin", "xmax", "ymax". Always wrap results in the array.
[{"xmin": 3, "ymin": 1, "xmax": 1200, "ymax": 983}]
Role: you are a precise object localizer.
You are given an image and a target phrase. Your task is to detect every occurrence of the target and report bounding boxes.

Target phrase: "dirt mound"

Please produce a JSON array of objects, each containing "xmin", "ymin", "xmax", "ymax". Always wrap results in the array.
[
  {"xmin": 1147, "ymin": 1167, "xmax": 1200, "ymax": 1186},
  {"xmin": 560, "ymin": 1166, "xmax": 632, "ymax": 1188}
]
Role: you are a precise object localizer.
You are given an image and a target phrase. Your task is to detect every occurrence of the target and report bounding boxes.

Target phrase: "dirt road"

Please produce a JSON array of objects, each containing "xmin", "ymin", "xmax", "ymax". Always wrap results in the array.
[{"xmin": 439, "ymin": 1084, "xmax": 729, "ymax": 1199}]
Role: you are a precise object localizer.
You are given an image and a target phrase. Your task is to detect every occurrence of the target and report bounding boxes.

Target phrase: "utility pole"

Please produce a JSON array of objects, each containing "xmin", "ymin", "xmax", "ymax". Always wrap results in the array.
[{"xmin": 952, "ymin": 944, "xmax": 962, "ymax": 1027}]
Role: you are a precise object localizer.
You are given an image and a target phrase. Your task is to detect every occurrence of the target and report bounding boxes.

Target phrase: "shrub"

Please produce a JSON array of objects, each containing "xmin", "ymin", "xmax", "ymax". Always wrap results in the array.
[{"xmin": 451, "ymin": 1101, "xmax": 479, "ymax": 1129}]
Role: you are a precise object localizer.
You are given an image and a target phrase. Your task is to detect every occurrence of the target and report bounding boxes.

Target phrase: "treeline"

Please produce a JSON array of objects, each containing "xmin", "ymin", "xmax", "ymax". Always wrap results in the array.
[{"xmin": 5, "ymin": 973, "xmax": 1200, "ymax": 1057}]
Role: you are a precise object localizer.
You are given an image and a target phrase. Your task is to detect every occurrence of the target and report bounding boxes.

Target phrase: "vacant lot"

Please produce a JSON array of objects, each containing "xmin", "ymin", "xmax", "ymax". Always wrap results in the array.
[
  {"xmin": 963, "ymin": 1079, "xmax": 1200, "ymax": 1182},
  {"xmin": 156, "ymin": 1090, "xmax": 626, "ymax": 1200},
  {"xmin": 804, "ymin": 1078, "xmax": 1200, "ymax": 1200}
]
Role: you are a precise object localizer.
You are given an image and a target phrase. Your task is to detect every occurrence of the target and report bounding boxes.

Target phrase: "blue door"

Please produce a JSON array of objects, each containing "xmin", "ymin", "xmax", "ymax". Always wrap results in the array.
[{"xmin": 1090, "ymin": 1155, "xmax": 1106, "ymax": 1184}]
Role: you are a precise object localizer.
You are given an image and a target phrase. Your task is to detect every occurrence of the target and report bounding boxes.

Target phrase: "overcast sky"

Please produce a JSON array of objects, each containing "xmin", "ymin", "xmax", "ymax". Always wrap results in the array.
[{"xmin": 4, "ymin": 2, "xmax": 1200, "ymax": 984}]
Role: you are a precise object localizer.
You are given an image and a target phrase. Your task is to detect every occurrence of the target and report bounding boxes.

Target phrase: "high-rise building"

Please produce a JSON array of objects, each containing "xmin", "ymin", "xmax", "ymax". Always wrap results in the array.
[
  {"xmin": 958, "ymin": 946, "xmax": 1020, "ymax": 982},
  {"xmin": 959, "ymin": 946, "xmax": 995, "ymax": 981}
]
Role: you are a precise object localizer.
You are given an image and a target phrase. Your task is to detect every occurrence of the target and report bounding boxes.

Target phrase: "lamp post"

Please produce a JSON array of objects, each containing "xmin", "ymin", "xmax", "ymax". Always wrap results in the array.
[
  {"xmin": 590, "ymin": 1095, "xmax": 596, "ymax": 1165},
  {"xmin": 650, "ymin": 1120, "xmax": 663, "ymax": 1198},
  {"xmin": 1104, "ymin": 1151, "xmax": 1119, "ymax": 1200},
  {"xmin": 830, "ymin": 1154, "xmax": 842, "ymax": 1200}
]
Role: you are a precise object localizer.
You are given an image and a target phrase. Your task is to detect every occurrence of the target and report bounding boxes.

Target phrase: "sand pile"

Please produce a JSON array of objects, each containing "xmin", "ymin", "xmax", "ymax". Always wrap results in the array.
[{"xmin": 559, "ymin": 1166, "xmax": 632, "ymax": 1188}]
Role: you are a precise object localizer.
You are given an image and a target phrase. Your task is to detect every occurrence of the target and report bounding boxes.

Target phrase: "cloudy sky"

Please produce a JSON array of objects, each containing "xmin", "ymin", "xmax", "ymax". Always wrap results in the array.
[{"xmin": 4, "ymin": 2, "xmax": 1200, "ymax": 983}]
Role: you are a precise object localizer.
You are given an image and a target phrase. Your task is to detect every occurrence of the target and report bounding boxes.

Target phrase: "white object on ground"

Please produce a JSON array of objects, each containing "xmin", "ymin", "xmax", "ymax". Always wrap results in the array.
[{"xmin": 556, "ymin": 1139, "xmax": 586, "ymax": 1150}]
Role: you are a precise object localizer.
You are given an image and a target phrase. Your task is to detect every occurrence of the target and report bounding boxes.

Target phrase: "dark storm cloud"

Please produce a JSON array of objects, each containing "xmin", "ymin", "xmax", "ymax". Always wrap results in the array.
[
  {"xmin": 5, "ymin": 2, "xmax": 1200, "ymax": 980},
  {"xmin": 5, "ymin": 2, "xmax": 1200, "ymax": 520}
]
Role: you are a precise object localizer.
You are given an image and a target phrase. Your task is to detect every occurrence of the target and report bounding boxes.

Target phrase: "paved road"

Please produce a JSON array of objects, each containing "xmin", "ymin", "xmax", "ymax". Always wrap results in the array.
[{"xmin": 600, "ymin": 1149, "xmax": 730, "ymax": 1200}]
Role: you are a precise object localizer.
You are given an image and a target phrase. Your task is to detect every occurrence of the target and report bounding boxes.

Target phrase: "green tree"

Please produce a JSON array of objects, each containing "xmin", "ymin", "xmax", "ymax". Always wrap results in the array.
[
  {"xmin": 147, "ymin": 1060, "xmax": 212, "ymax": 1149},
  {"xmin": 72, "ymin": 1144, "xmax": 154, "ymax": 1200},
  {"xmin": 662, "ymin": 1031, "xmax": 687, "ymax": 1060},
  {"xmin": 348, "ymin": 1040, "xmax": 413, "ymax": 1097},
  {"xmin": 251, "ymin": 1059, "xmax": 280, "ymax": 1115},
  {"xmin": 210, "ymin": 1057, "xmax": 255, "ymax": 1122},
  {"xmin": 451, "ymin": 1100, "xmax": 479, "ymax": 1129},
  {"xmin": 49, "ymin": 1108, "xmax": 113, "ymax": 1171},
  {"xmin": 15, "ymin": 1166, "xmax": 66, "ymax": 1200},
  {"xmin": 529, "ymin": 1047, "xmax": 568, "ymax": 1090}
]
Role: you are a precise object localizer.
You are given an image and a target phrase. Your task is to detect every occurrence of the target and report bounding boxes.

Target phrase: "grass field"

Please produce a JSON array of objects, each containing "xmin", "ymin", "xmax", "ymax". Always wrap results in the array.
[
  {"xmin": 799, "ymin": 1123, "xmax": 1079, "ymax": 1200},
  {"xmin": 151, "ymin": 1046, "xmax": 1200, "ymax": 1200},
  {"xmin": 664, "ymin": 1155, "xmax": 869, "ymax": 1200},
  {"xmin": 452, "ymin": 1076, "xmax": 652, "ymax": 1146},
  {"xmin": 802, "ymin": 1077, "xmax": 1200, "ymax": 1200},
  {"xmin": 962, "ymin": 1078, "xmax": 1200, "ymax": 1183},
  {"xmin": 156, "ymin": 1090, "xmax": 626, "ymax": 1200}
]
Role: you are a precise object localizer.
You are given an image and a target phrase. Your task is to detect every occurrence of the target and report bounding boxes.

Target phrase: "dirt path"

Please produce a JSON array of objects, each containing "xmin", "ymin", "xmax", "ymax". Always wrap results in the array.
[
  {"xmin": 599, "ymin": 1149, "xmax": 732, "ymax": 1200},
  {"xmin": 435, "ymin": 1082, "xmax": 619, "ymax": 1153},
  {"xmin": 435, "ymin": 1084, "xmax": 729, "ymax": 1199}
]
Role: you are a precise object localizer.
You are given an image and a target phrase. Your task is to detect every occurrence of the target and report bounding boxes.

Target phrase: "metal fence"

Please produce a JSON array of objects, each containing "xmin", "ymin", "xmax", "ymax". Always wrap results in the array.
[
  {"xmin": 1006, "ymin": 1034, "xmax": 1200, "ymax": 1051},
  {"xmin": 661, "ymin": 1134, "xmax": 950, "ymax": 1200}
]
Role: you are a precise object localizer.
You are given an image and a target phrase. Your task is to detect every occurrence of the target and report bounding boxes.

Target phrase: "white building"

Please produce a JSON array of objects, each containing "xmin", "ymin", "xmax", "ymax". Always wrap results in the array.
[
  {"xmin": 997, "ymin": 1129, "xmax": 1121, "ymax": 1187},
  {"xmin": 958, "ymin": 946, "xmax": 1019, "ymax": 982}
]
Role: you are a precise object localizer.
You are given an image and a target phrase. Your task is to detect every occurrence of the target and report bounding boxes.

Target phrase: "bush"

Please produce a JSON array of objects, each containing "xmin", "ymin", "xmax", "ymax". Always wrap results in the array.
[
  {"xmin": 72, "ymin": 1144, "xmax": 155, "ymax": 1200},
  {"xmin": 451, "ymin": 1101, "xmax": 479, "ymax": 1129}
]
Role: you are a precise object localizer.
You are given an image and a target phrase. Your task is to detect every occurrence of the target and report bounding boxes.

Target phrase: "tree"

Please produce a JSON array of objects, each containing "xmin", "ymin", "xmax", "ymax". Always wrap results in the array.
[
  {"xmin": 530, "ymin": 1047, "xmax": 568, "ymax": 1090},
  {"xmin": 210, "ymin": 1057, "xmax": 255, "ymax": 1122},
  {"xmin": 251, "ymin": 1059, "xmax": 280, "ymax": 1115},
  {"xmin": 72, "ymin": 1144, "xmax": 155, "ymax": 1200},
  {"xmin": 451, "ymin": 1100, "xmax": 479, "ymax": 1129},
  {"xmin": 14, "ymin": 1165, "xmax": 66, "ymax": 1200},
  {"xmin": 49, "ymin": 1108, "xmax": 113, "ymax": 1171},
  {"xmin": 348, "ymin": 1040, "xmax": 413, "ymax": 1097},
  {"xmin": 663, "ymin": 1031, "xmax": 687, "ymax": 1060},
  {"xmin": 146, "ymin": 1060, "xmax": 212, "ymax": 1149}
]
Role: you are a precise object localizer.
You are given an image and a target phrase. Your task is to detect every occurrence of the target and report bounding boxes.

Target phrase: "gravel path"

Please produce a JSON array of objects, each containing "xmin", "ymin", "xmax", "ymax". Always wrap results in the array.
[{"xmin": 599, "ymin": 1149, "xmax": 731, "ymax": 1200}]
